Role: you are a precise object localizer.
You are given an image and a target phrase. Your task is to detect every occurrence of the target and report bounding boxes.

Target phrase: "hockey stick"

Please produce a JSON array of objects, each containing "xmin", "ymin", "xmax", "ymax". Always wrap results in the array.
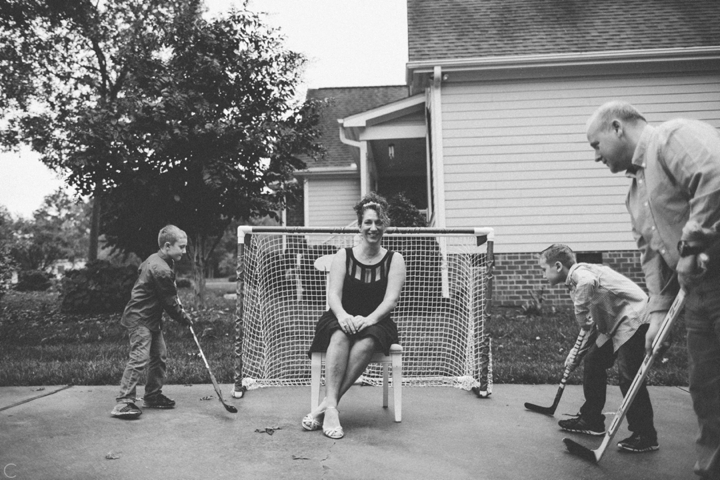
[
  {"xmin": 525, "ymin": 328, "xmax": 590, "ymax": 415},
  {"xmin": 564, "ymin": 289, "xmax": 686, "ymax": 462},
  {"xmin": 190, "ymin": 325, "xmax": 238, "ymax": 414}
]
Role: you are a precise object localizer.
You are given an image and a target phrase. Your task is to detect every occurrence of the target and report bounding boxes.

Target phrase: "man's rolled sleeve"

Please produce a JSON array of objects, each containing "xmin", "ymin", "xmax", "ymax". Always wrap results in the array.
[{"xmin": 665, "ymin": 122, "xmax": 720, "ymax": 238}]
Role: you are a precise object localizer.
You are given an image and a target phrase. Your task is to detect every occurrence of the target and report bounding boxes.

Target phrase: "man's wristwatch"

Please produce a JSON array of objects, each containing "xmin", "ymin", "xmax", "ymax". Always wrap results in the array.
[{"xmin": 678, "ymin": 240, "xmax": 705, "ymax": 258}]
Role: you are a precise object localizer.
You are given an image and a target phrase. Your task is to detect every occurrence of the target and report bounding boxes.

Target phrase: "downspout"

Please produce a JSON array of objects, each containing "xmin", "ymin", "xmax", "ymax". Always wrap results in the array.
[
  {"xmin": 338, "ymin": 119, "xmax": 368, "ymax": 196},
  {"xmin": 431, "ymin": 65, "xmax": 447, "ymax": 228}
]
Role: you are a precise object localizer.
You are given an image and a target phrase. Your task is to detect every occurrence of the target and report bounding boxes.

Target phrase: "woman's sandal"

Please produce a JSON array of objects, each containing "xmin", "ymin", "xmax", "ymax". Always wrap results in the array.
[
  {"xmin": 301, "ymin": 412, "xmax": 324, "ymax": 431},
  {"xmin": 322, "ymin": 406, "xmax": 344, "ymax": 439}
]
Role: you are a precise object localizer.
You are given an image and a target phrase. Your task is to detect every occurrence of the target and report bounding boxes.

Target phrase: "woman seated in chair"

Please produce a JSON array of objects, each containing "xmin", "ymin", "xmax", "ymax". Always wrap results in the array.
[{"xmin": 303, "ymin": 192, "xmax": 406, "ymax": 439}]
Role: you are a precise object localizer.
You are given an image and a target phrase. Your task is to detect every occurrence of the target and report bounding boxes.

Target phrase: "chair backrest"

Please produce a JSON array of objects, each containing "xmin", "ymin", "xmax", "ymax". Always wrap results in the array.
[{"xmin": 314, "ymin": 254, "xmax": 334, "ymax": 310}]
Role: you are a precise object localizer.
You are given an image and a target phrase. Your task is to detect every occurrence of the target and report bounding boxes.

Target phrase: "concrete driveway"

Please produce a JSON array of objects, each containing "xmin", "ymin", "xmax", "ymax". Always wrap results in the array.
[{"xmin": 0, "ymin": 384, "xmax": 697, "ymax": 480}]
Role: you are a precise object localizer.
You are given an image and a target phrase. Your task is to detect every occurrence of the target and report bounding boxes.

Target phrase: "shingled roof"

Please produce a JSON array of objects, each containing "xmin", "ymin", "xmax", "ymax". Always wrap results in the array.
[
  {"xmin": 408, "ymin": 0, "xmax": 720, "ymax": 62},
  {"xmin": 301, "ymin": 86, "xmax": 409, "ymax": 170}
]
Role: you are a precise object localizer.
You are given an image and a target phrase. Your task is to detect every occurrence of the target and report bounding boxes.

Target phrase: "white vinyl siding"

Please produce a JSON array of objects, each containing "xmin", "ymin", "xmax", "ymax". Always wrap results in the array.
[
  {"xmin": 440, "ymin": 73, "xmax": 720, "ymax": 253},
  {"xmin": 307, "ymin": 177, "xmax": 360, "ymax": 227}
]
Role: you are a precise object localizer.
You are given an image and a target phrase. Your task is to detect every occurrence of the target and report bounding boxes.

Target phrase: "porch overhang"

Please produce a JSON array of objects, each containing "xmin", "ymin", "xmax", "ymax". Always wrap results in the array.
[{"xmin": 339, "ymin": 94, "xmax": 426, "ymax": 143}]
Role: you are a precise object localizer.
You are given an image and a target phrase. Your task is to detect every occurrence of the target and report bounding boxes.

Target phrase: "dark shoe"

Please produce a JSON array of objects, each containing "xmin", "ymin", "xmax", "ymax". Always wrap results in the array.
[
  {"xmin": 617, "ymin": 432, "xmax": 659, "ymax": 452},
  {"xmin": 143, "ymin": 393, "xmax": 176, "ymax": 409},
  {"xmin": 111, "ymin": 402, "xmax": 142, "ymax": 419},
  {"xmin": 558, "ymin": 415, "xmax": 605, "ymax": 436}
]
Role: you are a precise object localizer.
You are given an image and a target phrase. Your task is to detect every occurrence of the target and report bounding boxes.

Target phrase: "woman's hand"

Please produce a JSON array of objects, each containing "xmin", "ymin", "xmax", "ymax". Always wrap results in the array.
[
  {"xmin": 337, "ymin": 314, "xmax": 354, "ymax": 335},
  {"xmin": 350, "ymin": 315, "xmax": 375, "ymax": 334}
]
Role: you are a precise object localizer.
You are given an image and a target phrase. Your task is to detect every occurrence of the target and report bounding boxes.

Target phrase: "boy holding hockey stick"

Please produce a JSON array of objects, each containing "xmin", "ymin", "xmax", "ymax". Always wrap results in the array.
[
  {"xmin": 111, "ymin": 225, "xmax": 194, "ymax": 419},
  {"xmin": 538, "ymin": 244, "xmax": 660, "ymax": 452}
]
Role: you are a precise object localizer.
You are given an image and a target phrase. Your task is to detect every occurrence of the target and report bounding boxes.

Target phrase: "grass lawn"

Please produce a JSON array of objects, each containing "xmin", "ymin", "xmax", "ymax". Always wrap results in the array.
[{"xmin": 0, "ymin": 289, "xmax": 689, "ymax": 387}]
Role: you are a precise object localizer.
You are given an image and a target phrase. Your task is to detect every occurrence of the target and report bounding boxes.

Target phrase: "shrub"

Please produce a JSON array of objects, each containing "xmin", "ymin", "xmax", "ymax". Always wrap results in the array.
[
  {"xmin": 14, "ymin": 270, "xmax": 53, "ymax": 292},
  {"xmin": 388, "ymin": 193, "xmax": 427, "ymax": 228},
  {"xmin": 176, "ymin": 277, "xmax": 193, "ymax": 289},
  {"xmin": 60, "ymin": 260, "xmax": 137, "ymax": 313},
  {"xmin": 0, "ymin": 246, "xmax": 15, "ymax": 302}
]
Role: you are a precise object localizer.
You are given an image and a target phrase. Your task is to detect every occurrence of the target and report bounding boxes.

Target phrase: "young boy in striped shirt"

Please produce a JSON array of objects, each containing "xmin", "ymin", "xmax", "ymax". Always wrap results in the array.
[{"xmin": 538, "ymin": 244, "xmax": 659, "ymax": 453}]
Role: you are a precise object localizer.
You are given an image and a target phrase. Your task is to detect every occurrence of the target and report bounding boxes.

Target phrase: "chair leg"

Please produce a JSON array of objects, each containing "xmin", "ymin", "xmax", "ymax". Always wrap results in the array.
[
  {"xmin": 392, "ymin": 353, "xmax": 402, "ymax": 422},
  {"xmin": 382, "ymin": 363, "xmax": 389, "ymax": 408},
  {"xmin": 311, "ymin": 352, "xmax": 322, "ymax": 411}
]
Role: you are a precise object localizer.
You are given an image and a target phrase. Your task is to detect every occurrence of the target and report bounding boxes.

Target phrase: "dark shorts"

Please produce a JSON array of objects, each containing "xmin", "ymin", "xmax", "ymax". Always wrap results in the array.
[{"xmin": 307, "ymin": 310, "xmax": 399, "ymax": 357}]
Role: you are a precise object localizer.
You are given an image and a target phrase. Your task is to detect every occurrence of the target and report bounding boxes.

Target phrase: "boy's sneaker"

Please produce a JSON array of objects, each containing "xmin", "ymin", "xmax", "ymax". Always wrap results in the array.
[
  {"xmin": 111, "ymin": 402, "xmax": 142, "ymax": 419},
  {"xmin": 143, "ymin": 393, "xmax": 176, "ymax": 409},
  {"xmin": 558, "ymin": 415, "xmax": 606, "ymax": 436},
  {"xmin": 617, "ymin": 433, "xmax": 659, "ymax": 453}
]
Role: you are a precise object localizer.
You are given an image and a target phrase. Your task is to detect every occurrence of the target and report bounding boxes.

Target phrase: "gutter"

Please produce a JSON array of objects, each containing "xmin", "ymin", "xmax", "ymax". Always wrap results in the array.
[
  {"xmin": 406, "ymin": 46, "xmax": 720, "ymax": 83},
  {"xmin": 338, "ymin": 119, "xmax": 368, "ymax": 195},
  {"xmin": 293, "ymin": 164, "xmax": 358, "ymax": 177}
]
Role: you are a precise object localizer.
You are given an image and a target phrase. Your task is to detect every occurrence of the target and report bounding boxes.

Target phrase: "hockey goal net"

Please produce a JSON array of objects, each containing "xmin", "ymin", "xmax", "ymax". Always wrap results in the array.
[{"xmin": 232, "ymin": 226, "xmax": 494, "ymax": 396}]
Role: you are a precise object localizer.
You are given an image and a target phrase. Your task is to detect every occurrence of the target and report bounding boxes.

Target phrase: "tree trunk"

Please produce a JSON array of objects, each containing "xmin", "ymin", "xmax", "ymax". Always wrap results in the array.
[
  {"xmin": 189, "ymin": 234, "xmax": 206, "ymax": 309},
  {"xmin": 88, "ymin": 187, "xmax": 100, "ymax": 262}
]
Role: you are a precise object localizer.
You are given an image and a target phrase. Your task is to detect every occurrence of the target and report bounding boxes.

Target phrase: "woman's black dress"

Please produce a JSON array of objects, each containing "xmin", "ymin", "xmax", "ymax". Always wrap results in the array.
[{"xmin": 308, "ymin": 247, "xmax": 399, "ymax": 356}]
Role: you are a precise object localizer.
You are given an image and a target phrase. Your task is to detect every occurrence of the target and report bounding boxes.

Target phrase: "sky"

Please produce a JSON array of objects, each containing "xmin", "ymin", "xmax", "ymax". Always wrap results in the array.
[{"xmin": 0, "ymin": 0, "xmax": 408, "ymax": 218}]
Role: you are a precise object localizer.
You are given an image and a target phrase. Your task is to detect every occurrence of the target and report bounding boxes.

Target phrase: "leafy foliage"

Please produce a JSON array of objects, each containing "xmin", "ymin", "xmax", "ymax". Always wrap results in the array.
[
  {"xmin": 8, "ymin": 189, "xmax": 90, "ymax": 271},
  {"xmin": 0, "ymin": 206, "xmax": 16, "ymax": 301},
  {"xmin": 60, "ymin": 260, "xmax": 137, "ymax": 313},
  {"xmin": 15, "ymin": 270, "xmax": 52, "ymax": 292},
  {"xmin": 388, "ymin": 193, "xmax": 427, "ymax": 228},
  {"xmin": 1, "ymin": 1, "xmax": 324, "ymax": 302},
  {"xmin": 96, "ymin": 6, "xmax": 324, "ymax": 305}
]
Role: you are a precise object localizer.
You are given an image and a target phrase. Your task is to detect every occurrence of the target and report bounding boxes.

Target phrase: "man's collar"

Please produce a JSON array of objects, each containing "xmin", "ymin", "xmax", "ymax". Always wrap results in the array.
[{"xmin": 626, "ymin": 124, "xmax": 655, "ymax": 177}]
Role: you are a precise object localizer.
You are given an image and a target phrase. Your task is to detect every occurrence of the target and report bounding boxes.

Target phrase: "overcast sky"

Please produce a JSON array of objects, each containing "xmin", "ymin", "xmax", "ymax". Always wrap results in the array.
[{"xmin": 0, "ymin": 0, "xmax": 408, "ymax": 218}]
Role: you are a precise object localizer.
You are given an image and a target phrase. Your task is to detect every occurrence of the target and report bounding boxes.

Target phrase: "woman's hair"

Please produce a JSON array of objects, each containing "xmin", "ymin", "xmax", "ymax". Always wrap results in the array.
[
  {"xmin": 539, "ymin": 244, "xmax": 576, "ymax": 268},
  {"xmin": 354, "ymin": 192, "xmax": 390, "ymax": 226},
  {"xmin": 158, "ymin": 224, "xmax": 187, "ymax": 248}
]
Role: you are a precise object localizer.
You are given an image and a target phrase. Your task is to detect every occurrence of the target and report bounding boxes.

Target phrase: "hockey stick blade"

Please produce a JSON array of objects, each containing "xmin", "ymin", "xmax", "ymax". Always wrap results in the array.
[
  {"xmin": 208, "ymin": 371, "xmax": 238, "ymax": 414},
  {"xmin": 524, "ymin": 402, "xmax": 557, "ymax": 416},
  {"xmin": 525, "ymin": 329, "xmax": 589, "ymax": 416},
  {"xmin": 563, "ymin": 438, "xmax": 598, "ymax": 463}
]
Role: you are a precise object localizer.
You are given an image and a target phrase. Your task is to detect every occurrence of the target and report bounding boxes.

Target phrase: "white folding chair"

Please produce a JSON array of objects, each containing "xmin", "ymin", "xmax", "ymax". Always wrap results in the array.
[{"xmin": 310, "ymin": 254, "xmax": 402, "ymax": 422}]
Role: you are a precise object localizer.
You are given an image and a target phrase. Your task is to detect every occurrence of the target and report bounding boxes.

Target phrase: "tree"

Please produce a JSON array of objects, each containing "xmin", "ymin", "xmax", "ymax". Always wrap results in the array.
[
  {"xmin": 99, "ymin": 6, "xmax": 324, "ymax": 305},
  {"xmin": 0, "ymin": 0, "xmax": 190, "ymax": 262},
  {"xmin": 8, "ymin": 189, "xmax": 90, "ymax": 271},
  {"xmin": 0, "ymin": 206, "xmax": 16, "ymax": 300}
]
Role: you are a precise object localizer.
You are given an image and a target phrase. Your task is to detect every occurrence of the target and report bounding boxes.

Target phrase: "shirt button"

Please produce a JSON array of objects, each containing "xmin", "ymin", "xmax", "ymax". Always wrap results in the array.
[
  {"xmin": 661, "ymin": 249, "xmax": 666, "ymax": 254},
  {"xmin": 644, "ymin": 202, "xmax": 648, "ymax": 207},
  {"xmin": 651, "ymin": 226, "xmax": 656, "ymax": 230},
  {"xmin": 638, "ymin": 179, "xmax": 644, "ymax": 184}
]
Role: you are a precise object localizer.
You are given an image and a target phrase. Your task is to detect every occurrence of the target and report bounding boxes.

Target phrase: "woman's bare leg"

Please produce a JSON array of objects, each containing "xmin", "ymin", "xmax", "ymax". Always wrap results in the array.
[{"xmin": 322, "ymin": 336, "xmax": 377, "ymax": 431}]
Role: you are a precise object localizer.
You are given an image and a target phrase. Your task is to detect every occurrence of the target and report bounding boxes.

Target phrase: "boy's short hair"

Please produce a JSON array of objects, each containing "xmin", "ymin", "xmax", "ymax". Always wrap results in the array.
[
  {"xmin": 158, "ymin": 225, "xmax": 187, "ymax": 248},
  {"xmin": 539, "ymin": 244, "xmax": 576, "ymax": 268}
]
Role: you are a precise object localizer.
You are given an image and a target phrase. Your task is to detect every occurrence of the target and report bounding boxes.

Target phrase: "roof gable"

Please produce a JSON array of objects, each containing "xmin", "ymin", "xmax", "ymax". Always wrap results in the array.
[
  {"xmin": 302, "ymin": 86, "xmax": 409, "ymax": 169},
  {"xmin": 408, "ymin": 0, "xmax": 720, "ymax": 62}
]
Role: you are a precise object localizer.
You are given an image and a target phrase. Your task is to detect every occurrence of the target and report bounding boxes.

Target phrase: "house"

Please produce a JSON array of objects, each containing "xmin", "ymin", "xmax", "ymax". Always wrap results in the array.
[
  {"xmin": 293, "ymin": 86, "xmax": 413, "ymax": 227},
  {"xmin": 295, "ymin": 0, "xmax": 720, "ymax": 306}
]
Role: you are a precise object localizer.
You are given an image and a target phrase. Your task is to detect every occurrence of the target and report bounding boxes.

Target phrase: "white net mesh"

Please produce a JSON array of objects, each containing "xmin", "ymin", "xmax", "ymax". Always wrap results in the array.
[{"xmin": 233, "ymin": 227, "xmax": 493, "ymax": 393}]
